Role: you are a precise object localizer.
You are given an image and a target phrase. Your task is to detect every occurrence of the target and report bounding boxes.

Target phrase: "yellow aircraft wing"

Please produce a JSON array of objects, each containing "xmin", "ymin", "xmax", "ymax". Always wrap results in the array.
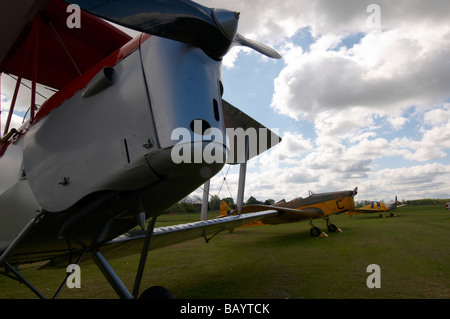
[
  {"xmin": 226, "ymin": 204, "xmax": 324, "ymax": 225},
  {"xmin": 346, "ymin": 202, "xmax": 406, "ymax": 216}
]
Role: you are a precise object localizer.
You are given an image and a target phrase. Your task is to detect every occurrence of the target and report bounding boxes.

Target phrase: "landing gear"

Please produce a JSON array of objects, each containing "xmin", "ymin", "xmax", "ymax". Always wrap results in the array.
[
  {"xmin": 92, "ymin": 216, "xmax": 176, "ymax": 299},
  {"xmin": 327, "ymin": 222, "xmax": 337, "ymax": 232},
  {"xmin": 310, "ymin": 225, "xmax": 322, "ymax": 237},
  {"xmin": 325, "ymin": 216, "xmax": 341, "ymax": 233},
  {"xmin": 309, "ymin": 217, "xmax": 342, "ymax": 237},
  {"xmin": 0, "ymin": 214, "xmax": 175, "ymax": 299},
  {"xmin": 309, "ymin": 220, "xmax": 327, "ymax": 237}
]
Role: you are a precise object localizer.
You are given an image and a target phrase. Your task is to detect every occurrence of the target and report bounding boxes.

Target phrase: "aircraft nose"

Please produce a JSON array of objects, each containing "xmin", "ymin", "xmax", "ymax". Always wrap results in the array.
[
  {"xmin": 145, "ymin": 140, "xmax": 226, "ymax": 179},
  {"xmin": 190, "ymin": 119, "xmax": 211, "ymax": 136}
]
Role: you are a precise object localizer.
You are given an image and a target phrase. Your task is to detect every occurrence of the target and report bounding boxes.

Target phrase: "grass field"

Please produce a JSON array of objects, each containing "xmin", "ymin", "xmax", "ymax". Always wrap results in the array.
[{"xmin": 1, "ymin": 205, "xmax": 449, "ymax": 299}]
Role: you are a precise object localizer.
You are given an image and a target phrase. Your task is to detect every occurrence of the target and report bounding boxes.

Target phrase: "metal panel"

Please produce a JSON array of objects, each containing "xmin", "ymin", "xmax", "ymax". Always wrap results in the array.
[
  {"xmin": 140, "ymin": 36, "xmax": 225, "ymax": 150},
  {"xmin": 0, "ymin": 139, "xmax": 41, "ymax": 252},
  {"xmin": 22, "ymin": 49, "xmax": 159, "ymax": 212}
]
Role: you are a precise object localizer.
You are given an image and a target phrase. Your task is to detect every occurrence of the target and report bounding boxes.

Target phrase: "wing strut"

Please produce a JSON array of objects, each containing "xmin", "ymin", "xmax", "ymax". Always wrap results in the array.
[
  {"xmin": 3, "ymin": 13, "xmax": 40, "ymax": 135},
  {"xmin": 2, "ymin": 260, "xmax": 46, "ymax": 299},
  {"xmin": 0, "ymin": 211, "xmax": 44, "ymax": 267},
  {"xmin": 132, "ymin": 216, "xmax": 157, "ymax": 298},
  {"xmin": 236, "ymin": 135, "xmax": 249, "ymax": 213},
  {"xmin": 52, "ymin": 249, "xmax": 87, "ymax": 299},
  {"xmin": 92, "ymin": 215, "xmax": 160, "ymax": 299},
  {"xmin": 201, "ymin": 180, "xmax": 210, "ymax": 221},
  {"xmin": 92, "ymin": 249, "xmax": 133, "ymax": 299}
]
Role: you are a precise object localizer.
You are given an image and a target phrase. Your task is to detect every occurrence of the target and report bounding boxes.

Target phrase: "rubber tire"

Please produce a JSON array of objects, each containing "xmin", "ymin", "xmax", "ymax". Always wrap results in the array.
[
  {"xmin": 310, "ymin": 226, "xmax": 321, "ymax": 237},
  {"xmin": 140, "ymin": 286, "xmax": 174, "ymax": 299},
  {"xmin": 327, "ymin": 223, "xmax": 338, "ymax": 232}
]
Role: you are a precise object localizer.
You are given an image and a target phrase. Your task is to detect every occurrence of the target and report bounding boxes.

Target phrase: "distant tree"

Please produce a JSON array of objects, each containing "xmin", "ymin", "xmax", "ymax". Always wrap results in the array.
[
  {"xmin": 165, "ymin": 197, "xmax": 199, "ymax": 213},
  {"xmin": 209, "ymin": 194, "xmax": 221, "ymax": 210},
  {"xmin": 178, "ymin": 201, "xmax": 198, "ymax": 213},
  {"xmin": 355, "ymin": 200, "xmax": 371, "ymax": 208},
  {"xmin": 182, "ymin": 196, "xmax": 194, "ymax": 204},
  {"xmin": 246, "ymin": 196, "xmax": 262, "ymax": 205},
  {"xmin": 221, "ymin": 197, "xmax": 236, "ymax": 209},
  {"xmin": 191, "ymin": 195, "xmax": 202, "ymax": 204},
  {"xmin": 264, "ymin": 199, "xmax": 275, "ymax": 205}
]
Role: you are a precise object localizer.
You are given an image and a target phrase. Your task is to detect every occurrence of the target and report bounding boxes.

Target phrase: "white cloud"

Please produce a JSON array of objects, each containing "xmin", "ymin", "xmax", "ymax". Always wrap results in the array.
[
  {"xmin": 271, "ymin": 25, "xmax": 450, "ymax": 120},
  {"xmin": 314, "ymin": 108, "xmax": 377, "ymax": 142},
  {"xmin": 423, "ymin": 104, "xmax": 450, "ymax": 126},
  {"xmin": 364, "ymin": 163, "xmax": 450, "ymax": 199},
  {"xmin": 392, "ymin": 121, "xmax": 450, "ymax": 162},
  {"xmin": 202, "ymin": 1, "xmax": 450, "ymax": 128},
  {"xmin": 278, "ymin": 131, "xmax": 313, "ymax": 157},
  {"xmin": 386, "ymin": 115, "xmax": 408, "ymax": 130},
  {"xmin": 201, "ymin": 0, "xmax": 450, "ymax": 50}
]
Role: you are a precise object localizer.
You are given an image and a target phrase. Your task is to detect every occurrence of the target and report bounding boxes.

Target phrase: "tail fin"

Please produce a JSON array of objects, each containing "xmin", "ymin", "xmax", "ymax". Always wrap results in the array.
[{"xmin": 220, "ymin": 201, "xmax": 232, "ymax": 217}]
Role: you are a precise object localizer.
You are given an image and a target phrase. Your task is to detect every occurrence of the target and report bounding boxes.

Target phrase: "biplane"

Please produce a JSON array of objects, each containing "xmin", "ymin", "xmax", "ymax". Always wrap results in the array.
[
  {"xmin": 220, "ymin": 188, "xmax": 359, "ymax": 237},
  {"xmin": 0, "ymin": 0, "xmax": 282, "ymax": 299},
  {"xmin": 346, "ymin": 196, "xmax": 406, "ymax": 218}
]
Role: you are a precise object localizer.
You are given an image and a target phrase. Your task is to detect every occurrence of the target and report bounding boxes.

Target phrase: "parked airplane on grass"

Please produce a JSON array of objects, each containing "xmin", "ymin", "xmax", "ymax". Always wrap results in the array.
[
  {"xmin": 346, "ymin": 196, "xmax": 406, "ymax": 218},
  {"xmin": 0, "ymin": 0, "xmax": 282, "ymax": 299},
  {"xmin": 220, "ymin": 188, "xmax": 359, "ymax": 237}
]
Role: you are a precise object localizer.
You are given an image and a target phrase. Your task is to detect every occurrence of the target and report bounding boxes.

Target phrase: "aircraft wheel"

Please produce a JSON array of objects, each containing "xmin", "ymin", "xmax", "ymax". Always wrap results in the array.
[
  {"xmin": 140, "ymin": 286, "xmax": 174, "ymax": 299},
  {"xmin": 310, "ymin": 226, "xmax": 321, "ymax": 237},
  {"xmin": 327, "ymin": 223, "xmax": 338, "ymax": 232}
]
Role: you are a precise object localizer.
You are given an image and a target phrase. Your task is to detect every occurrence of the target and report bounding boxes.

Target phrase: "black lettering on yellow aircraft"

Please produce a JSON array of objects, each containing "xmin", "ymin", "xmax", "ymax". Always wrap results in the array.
[{"xmin": 336, "ymin": 200, "xmax": 344, "ymax": 209}]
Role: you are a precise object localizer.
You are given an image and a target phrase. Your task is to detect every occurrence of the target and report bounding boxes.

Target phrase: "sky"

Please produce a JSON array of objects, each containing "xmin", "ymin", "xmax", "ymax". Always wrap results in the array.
[
  {"xmin": 197, "ymin": 0, "xmax": 450, "ymax": 203},
  {"xmin": 2, "ymin": 0, "xmax": 450, "ymax": 203}
]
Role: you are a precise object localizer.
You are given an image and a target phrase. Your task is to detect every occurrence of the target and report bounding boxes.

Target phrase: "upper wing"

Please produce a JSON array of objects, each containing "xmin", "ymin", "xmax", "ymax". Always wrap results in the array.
[
  {"xmin": 0, "ymin": 0, "xmax": 132, "ymax": 90},
  {"xmin": 40, "ymin": 210, "xmax": 280, "ymax": 269},
  {"xmin": 222, "ymin": 100, "xmax": 281, "ymax": 164}
]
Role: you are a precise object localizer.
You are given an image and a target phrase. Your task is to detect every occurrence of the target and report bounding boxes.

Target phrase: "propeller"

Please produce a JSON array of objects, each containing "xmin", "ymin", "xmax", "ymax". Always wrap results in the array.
[{"xmin": 65, "ymin": 0, "xmax": 281, "ymax": 60}]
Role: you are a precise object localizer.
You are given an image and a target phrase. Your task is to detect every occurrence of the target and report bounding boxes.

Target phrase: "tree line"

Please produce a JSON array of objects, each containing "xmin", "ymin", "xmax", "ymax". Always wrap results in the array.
[
  {"xmin": 356, "ymin": 198, "xmax": 450, "ymax": 207},
  {"xmin": 168, "ymin": 196, "xmax": 450, "ymax": 213},
  {"xmin": 164, "ymin": 195, "xmax": 277, "ymax": 214}
]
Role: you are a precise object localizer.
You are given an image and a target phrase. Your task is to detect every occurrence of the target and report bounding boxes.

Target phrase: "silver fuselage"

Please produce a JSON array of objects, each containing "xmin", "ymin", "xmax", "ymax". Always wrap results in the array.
[{"xmin": 0, "ymin": 35, "xmax": 227, "ymax": 253}]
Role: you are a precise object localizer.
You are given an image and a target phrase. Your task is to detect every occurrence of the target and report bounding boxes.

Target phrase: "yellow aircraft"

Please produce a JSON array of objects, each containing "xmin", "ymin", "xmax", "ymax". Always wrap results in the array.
[
  {"xmin": 220, "ymin": 188, "xmax": 359, "ymax": 237},
  {"xmin": 346, "ymin": 196, "xmax": 406, "ymax": 218}
]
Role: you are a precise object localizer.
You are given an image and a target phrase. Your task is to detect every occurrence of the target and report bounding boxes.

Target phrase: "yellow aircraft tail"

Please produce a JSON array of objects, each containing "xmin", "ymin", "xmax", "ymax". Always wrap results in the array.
[
  {"xmin": 220, "ymin": 201, "xmax": 233, "ymax": 217},
  {"xmin": 219, "ymin": 201, "xmax": 266, "ymax": 229}
]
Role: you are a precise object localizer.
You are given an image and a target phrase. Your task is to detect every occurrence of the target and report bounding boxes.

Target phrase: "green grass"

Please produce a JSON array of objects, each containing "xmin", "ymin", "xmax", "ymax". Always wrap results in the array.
[{"xmin": 1, "ymin": 206, "xmax": 449, "ymax": 299}]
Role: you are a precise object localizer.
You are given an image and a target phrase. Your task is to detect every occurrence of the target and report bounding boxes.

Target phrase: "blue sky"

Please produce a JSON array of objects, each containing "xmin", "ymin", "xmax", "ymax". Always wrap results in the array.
[
  {"xmin": 2, "ymin": 0, "xmax": 450, "ymax": 204},
  {"xmin": 198, "ymin": 0, "xmax": 450, "ymax": 203}
]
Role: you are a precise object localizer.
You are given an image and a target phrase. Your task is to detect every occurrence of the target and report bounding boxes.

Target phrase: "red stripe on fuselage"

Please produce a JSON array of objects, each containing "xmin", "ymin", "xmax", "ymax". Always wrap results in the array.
[
  {"xmin": 0, "ymin": 33, "xmax": 150, "ymax": 157},
  {"xmin": 34, "ymin": 33, "xmax": 151, "ymax": 124}
]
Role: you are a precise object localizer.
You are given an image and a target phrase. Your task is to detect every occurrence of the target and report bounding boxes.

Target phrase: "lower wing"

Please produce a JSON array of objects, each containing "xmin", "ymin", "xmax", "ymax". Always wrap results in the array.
[{"xmin": 40, "ymin": 210, "xmax": 280, "ymax": 269}]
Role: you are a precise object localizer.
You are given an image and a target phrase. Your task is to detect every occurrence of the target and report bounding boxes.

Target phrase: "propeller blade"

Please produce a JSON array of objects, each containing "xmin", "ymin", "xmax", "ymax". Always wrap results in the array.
[
  {"xmin": 234, "ymin": 33, "xmax": 282, "ymax": 59},
  {"xmin": 66, "ymin": 0, "xmax": 281, "ymax": 60}
]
